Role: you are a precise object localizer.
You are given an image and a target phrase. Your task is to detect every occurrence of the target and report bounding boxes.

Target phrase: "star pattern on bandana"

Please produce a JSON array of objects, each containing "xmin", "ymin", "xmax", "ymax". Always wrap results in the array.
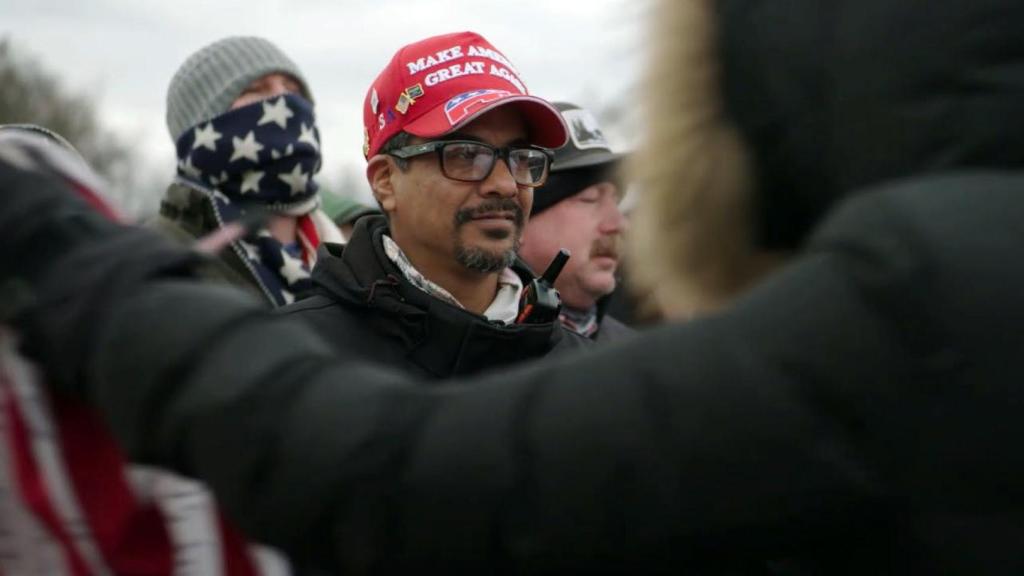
[
  {"xmin": 230, "ymin": 130, "xmax": 264, "ymax": 163},
  {"xmin": 278, "ymin": 163, "xmax": 309, "ymax": 196},
  {"xmin": 208, "ymin": 170, "xmax": 229, "ymax": 187},
  {"xmin": 258, "ymin": 97, "xmax": 294, "ymax": 129},
  {"xmin": 240, "ymin": 240, "xmax": 261, "ymax": 262},
  {"xmin": 240, "ymin": 169, "xmax": 264, "ymax": 194},
  {"xmin": 175, "ymin": 93, "xmax": 320, "ymax": 208},
  {"xmin": 298, "ymin": 123, "xmax": 319, "ymax": 151},
  {"xmin": 178, "ymin": 155, "xmax": 202, "ymax": 180},
  {"xmin": 278, "ymin": 248, "xmax": 308, "ymax": 285},
  {"xmin": 192, "ymin": 122, "xmax": 222, "ymax": 151},
  {"xmin": 271, "ymin": 144, "xmax": 295, "ymax": 160}
]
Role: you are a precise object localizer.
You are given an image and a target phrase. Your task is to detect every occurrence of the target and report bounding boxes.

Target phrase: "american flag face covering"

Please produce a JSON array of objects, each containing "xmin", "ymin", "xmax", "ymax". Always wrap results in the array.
[
  {"xmin": 174, "ymin": 93, "xmax": 322, "ymax": 209},
  {"xmin": 174, "ymin": 93, "xmax": 324, "ymax": 307}
]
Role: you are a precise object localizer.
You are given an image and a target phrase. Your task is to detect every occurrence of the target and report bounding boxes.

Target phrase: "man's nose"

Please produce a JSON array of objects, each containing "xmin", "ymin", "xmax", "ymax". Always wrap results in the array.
[
  {"xmin": 480, "ymin": 157, "xmax": 519, "ymax": 198},
  {"xmin": 267, "ymin": 77, "xmax": 295, "ymax": 98},
  {"xmin": 600, "ymin": 200, "xmax": 628, "ymax": 235}
]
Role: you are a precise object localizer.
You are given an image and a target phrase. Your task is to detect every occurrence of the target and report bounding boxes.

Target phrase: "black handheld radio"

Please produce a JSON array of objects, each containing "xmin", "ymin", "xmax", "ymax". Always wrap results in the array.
[{"xmin": 516, "ymin": 249, "xmax": 570, "ymax": 324}]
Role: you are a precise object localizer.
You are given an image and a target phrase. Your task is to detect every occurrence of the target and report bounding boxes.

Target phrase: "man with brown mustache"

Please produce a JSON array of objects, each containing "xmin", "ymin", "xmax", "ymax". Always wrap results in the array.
[
  {"xmin": 520, "ymin": 102, "xmax": 634, "ymax": 342},
  {"xmin": 279, "ymin": 32, "xmax": 591, "ymax": 378}
]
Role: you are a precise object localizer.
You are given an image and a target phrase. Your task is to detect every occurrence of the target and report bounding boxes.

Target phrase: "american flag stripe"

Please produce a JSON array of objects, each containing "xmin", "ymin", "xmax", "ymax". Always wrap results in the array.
[
  {"xmin": 0, "ymin": 331, "xmax": 290, "ymax": 576},
  {"xmin": 5, "ymin": 346, "xmax": 113, "ymax": 576},
  {"xmin": 297, "ymin": 212, "xmax": 322, "ymax": 267},
  {"xmin": 247, "ymin": 547, "xmax": 290, "ymax": 576},
  {"xmin": 141, "ymin": 467, "xmax": 225, "ymax": 576},
  {"xmin": 215, "ymin": 513, "xmax": 259, "ymax": 576},
  {"xmin": 0, "ymin": 371, "xmax": 68, "ymax": 576},
  {"xmin": 51, "ymin": 396, "xmax": 174, "ymax": 574},
  {"xmin": 2, "ymin": 365, "xmax": 85, "ymax": 575}
]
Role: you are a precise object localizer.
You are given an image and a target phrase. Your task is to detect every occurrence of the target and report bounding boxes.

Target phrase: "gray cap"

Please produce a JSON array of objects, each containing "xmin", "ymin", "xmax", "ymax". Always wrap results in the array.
[
  {"xmin": 166, "ymin": 36, "xmax": 310, "ymax": 142},
  {"xmin": 549, "ymin": 101, "xmax": 623, "ymax": 172}
]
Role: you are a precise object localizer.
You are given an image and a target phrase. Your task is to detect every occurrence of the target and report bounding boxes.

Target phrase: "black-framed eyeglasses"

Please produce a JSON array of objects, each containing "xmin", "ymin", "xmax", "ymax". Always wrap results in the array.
[{"xmin": 387, "ymin": 140, "xmax": 554, "ymax": 187}]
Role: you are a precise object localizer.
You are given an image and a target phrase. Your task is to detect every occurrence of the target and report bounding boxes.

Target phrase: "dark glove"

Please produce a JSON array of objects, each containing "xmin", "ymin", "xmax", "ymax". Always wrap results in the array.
[{"xmin": 0, "ymin": 132, "xmax": 202, "ymax": 396}]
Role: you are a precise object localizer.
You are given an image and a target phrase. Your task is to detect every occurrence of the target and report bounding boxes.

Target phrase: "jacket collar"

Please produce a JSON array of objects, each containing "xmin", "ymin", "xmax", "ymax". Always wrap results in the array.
[{"xmin": 311, "ymin": 215, "xmax": 566, "ymax": 377}]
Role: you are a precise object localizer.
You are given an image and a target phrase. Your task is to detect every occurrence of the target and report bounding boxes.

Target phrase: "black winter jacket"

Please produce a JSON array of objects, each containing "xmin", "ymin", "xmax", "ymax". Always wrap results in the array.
[
  {"xmin": 280, "ymin": 215, "xmax": 591, "ymax": 378},
  {"xmin": 31, "ymin": 171, "xmax": 1024, "ymax": 574},
  {"xmin": 592, "ymin": 313, "xmax": 632, "ymax": 343},
  {"xmin": 591, "ymin": 295, "xmax": 635, "ymax": 343}
]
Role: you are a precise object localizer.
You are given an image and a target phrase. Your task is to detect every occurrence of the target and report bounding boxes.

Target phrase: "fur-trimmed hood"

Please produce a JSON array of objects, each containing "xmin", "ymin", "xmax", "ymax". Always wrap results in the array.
[{"xmin": 632, "ymin": 0, "xmax": 1024, "ymax": 316}]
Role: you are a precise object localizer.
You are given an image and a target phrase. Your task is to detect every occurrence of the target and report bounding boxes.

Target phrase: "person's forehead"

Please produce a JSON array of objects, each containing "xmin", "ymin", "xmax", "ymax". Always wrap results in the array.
[
  {"xmin": 574, "ymin": 180, "xmax": 620, "ymax": 198},
  {"xmin": 532, "ymin": 192, "xmax": 596, "ymax": 223},
  {"xmin": 539, "ymin": 182, "xmax": 622, "ymax": 214},
  {"xmin": 249, "ymin": 72, "xmax": 302, "ymax": 86}
]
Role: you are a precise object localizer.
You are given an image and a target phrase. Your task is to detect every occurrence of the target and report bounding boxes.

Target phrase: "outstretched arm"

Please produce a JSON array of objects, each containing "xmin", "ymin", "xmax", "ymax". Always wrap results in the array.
[
  {"xmin": 2, "ymin": 137, "xmax": 893, "ymax": 573},
  {"xmin": 87, "ymin": 258, "xmax": 891, "ymax": 573}
]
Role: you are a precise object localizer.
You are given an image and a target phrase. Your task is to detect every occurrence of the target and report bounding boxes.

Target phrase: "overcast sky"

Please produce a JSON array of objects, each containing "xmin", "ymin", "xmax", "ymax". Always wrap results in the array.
[{"xmin": 2, "ymin": 0, "xmax": 647, "ymax": 204}]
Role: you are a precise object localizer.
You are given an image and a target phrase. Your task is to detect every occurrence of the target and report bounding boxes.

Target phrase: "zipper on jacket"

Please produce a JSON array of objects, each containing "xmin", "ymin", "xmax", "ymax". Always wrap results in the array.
[{"xmin": 174, "ymin": 177, "xmax": 279, "ymax": 306}]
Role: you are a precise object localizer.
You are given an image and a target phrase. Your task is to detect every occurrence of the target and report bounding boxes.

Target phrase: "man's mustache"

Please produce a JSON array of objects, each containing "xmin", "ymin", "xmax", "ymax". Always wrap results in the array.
[
  {"xmin": 591, "ymin": 235, "xmax": 620, "ymax": 260},
  {"xmin": 454, "ymin": 198, "xmax": 525, "ymax": 228}
]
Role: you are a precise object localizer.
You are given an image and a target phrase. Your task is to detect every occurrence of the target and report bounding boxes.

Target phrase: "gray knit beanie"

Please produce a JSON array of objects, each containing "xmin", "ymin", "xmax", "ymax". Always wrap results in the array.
[{"xmin": 165, "ymin": 36, "xmax": 311, "ymax": 142}]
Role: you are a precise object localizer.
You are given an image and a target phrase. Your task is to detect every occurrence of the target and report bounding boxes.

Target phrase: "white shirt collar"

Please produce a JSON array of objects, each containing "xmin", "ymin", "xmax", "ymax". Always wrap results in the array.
[{"xmin": 382, "ymin": 235, "xmax": 523, "ymax": 323}]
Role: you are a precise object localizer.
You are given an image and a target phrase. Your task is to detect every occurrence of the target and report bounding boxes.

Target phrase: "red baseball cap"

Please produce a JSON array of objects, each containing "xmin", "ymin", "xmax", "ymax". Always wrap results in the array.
[{"xmin": 362, "ymin": 31, "xmax": 568, "ymax": 159}]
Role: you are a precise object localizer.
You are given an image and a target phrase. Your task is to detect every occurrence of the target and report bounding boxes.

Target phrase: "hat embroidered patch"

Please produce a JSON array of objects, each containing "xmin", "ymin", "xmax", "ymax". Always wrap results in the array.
[{"xmin": 444, "ymin": 89, "xmax": 512, "ymax": 125}]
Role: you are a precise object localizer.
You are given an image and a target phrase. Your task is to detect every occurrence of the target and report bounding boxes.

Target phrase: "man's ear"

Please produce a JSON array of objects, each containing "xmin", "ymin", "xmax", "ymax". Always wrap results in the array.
[{"xmin": 367, "ymin": 155, "xmax": 398, "ymax": 214}]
